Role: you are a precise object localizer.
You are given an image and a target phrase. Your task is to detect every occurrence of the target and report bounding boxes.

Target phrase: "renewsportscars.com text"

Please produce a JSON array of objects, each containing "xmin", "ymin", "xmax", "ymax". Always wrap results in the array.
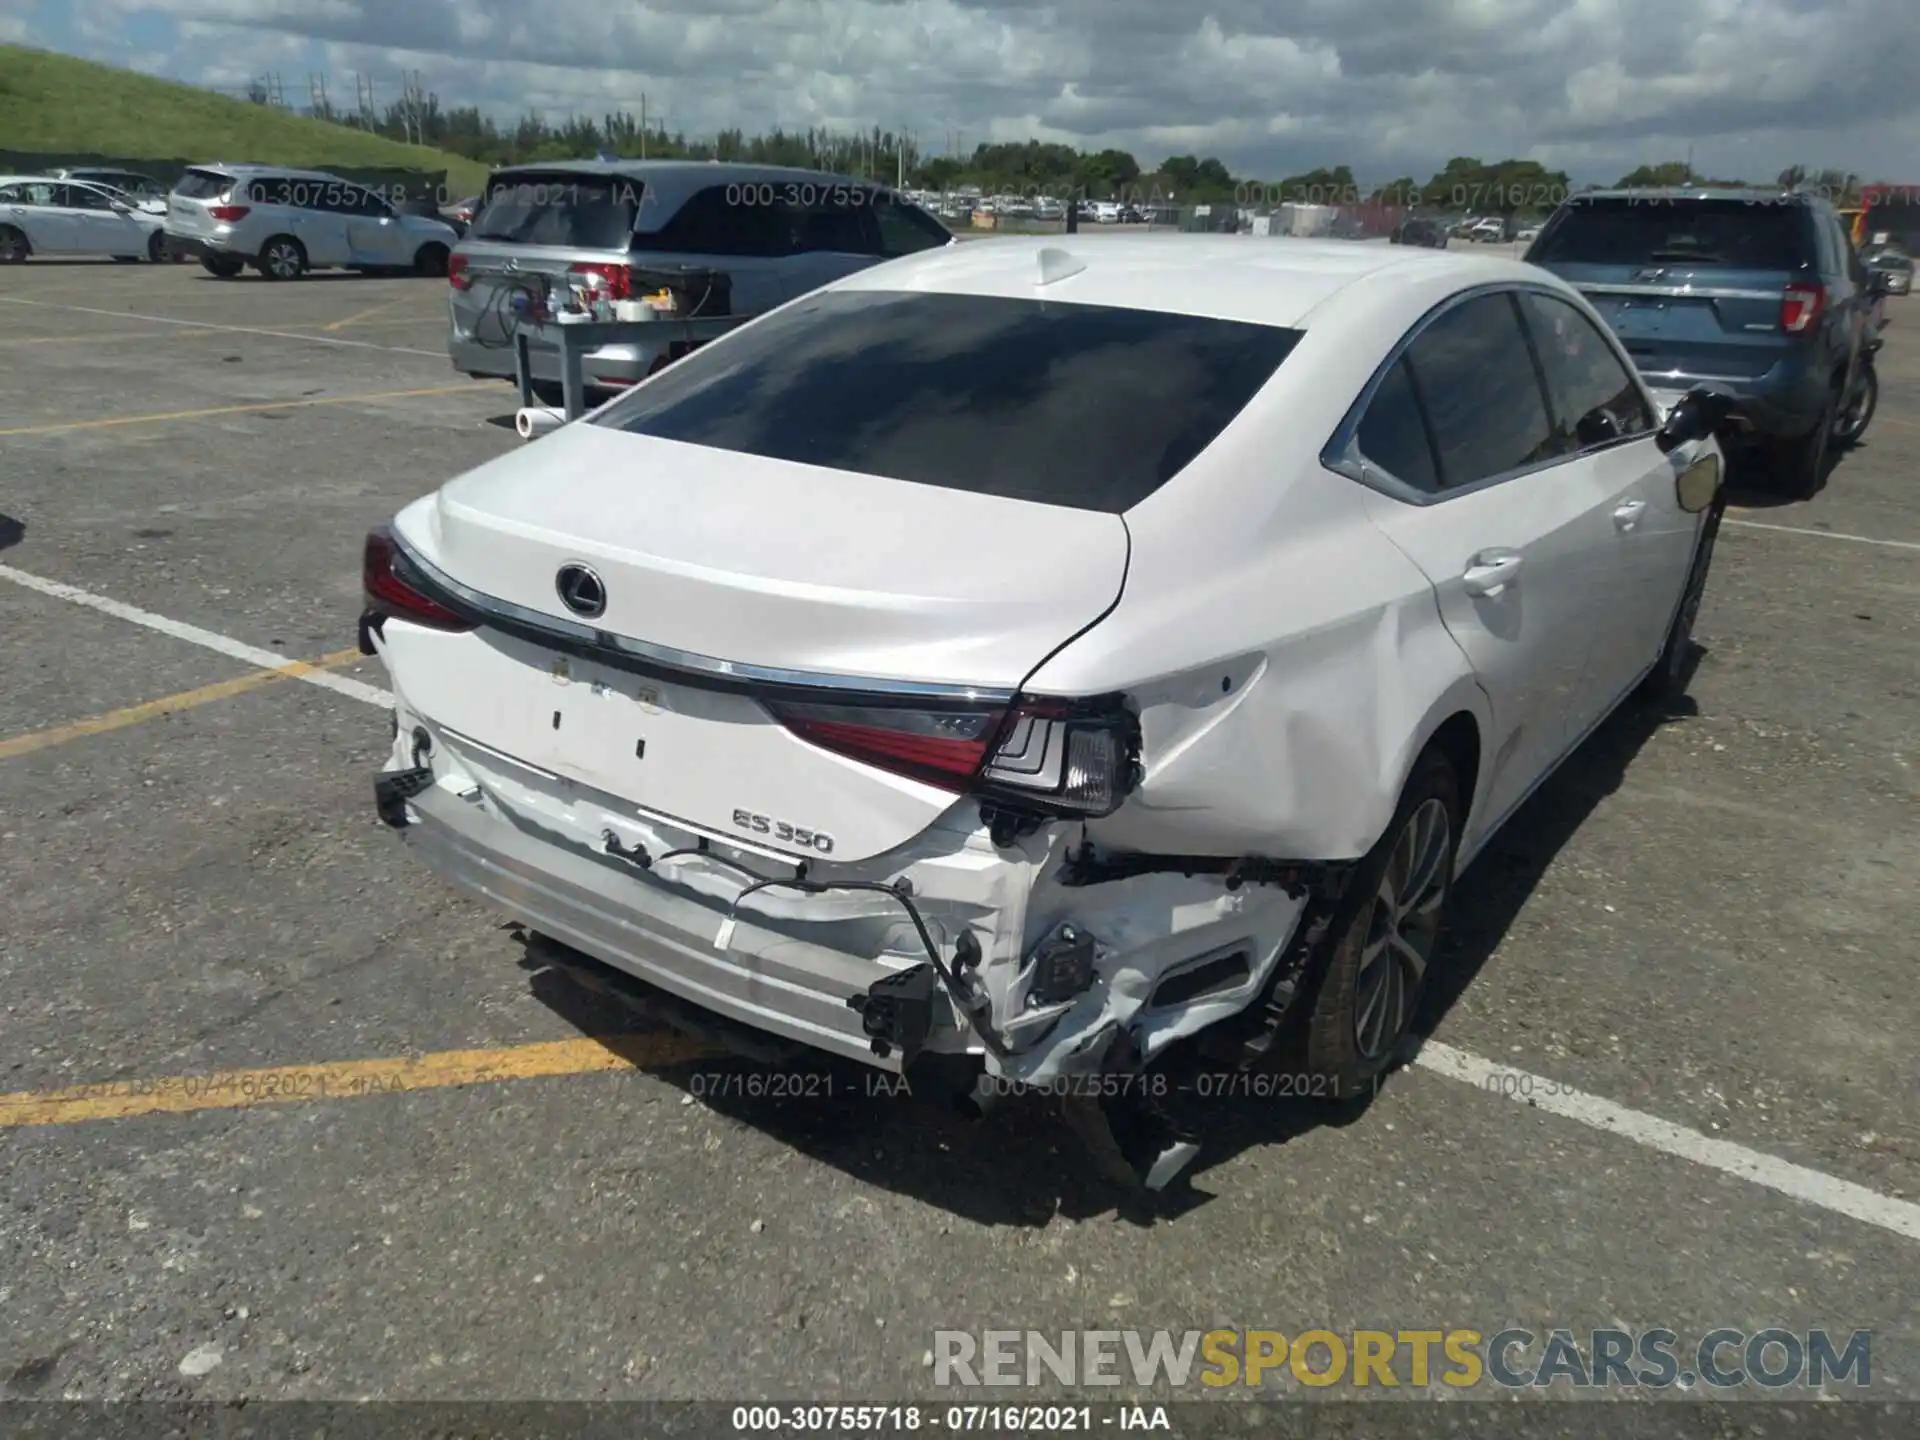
[{"xmin": 932, "ymin": 1327, "xmax": 1872, "ymax": 1390}]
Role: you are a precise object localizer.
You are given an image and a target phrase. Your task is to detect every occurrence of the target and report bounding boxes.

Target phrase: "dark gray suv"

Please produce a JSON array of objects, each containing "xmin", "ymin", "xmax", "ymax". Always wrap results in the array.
[{"xmin": 1526, "ymin": 188, "xmax": 1893, "ymax": 497}]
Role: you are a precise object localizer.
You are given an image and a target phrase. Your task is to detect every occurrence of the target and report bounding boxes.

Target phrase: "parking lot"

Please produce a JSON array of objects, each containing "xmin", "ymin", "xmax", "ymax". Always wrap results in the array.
[{"xmin": 1, "ymin": 258, "xmax": 1916, "ymax": 1408}]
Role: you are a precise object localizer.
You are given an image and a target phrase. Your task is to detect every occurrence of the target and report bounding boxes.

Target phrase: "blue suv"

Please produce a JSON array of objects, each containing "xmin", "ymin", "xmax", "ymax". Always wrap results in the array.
[{"xmin": 1526, "ymin": 188, "xmax": 1891, "ymax": 497}]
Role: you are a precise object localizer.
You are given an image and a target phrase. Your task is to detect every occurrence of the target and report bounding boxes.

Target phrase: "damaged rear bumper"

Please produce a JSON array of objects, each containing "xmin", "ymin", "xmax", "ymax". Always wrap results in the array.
[{"xmin": 375, "ymin": 733, "xmax": 1336, "ymax": 1093}]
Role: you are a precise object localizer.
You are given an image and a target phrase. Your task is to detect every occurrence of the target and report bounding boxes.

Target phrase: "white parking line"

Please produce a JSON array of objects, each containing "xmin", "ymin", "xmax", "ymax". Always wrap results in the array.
[
  {"xmin": 0, "ymin": 298, "xmax": 445, "ymax": 359},
  {"xmin": 1724, "ymin": 518, "xmax": 1920, "ymax": 552},
  {"xmin": 0, "ymin": 563, "xmax": 392, "ymax": 709},
  {"xmin": 1414, "ymin": 1041, "xmax": 1920, "ymax": 1243},
  {"xmin": 3, "ymin": 562, "xmax": 1915, "ymax": 1244}
]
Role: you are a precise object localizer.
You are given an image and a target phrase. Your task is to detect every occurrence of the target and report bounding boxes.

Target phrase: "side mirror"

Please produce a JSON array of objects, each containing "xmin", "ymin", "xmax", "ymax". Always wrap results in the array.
[
  {"xmin": 111, "ymin": 200, "xmax": 133, "ymax": 214},
  {"xmin": 1675, "ymin": 451, "xmax": 1722, "ymax": 513},
  {"xmin": 1656, "ymin": 387, "xmax": 1735, "ymax": 453}
]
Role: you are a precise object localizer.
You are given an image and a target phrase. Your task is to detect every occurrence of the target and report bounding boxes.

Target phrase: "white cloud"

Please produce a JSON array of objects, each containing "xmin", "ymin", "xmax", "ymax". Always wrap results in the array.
[{"xmin": 25, "ymin": 0, "xmax": 1920, "ymax": 182}]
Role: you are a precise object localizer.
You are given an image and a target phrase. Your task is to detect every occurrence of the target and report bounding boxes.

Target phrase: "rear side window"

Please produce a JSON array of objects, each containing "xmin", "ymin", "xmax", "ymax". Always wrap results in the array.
[
  {"xmin": 472, "ymin": 174, "xmax": 643, "ymax": 248},
  {"xmin": 1355, "ymin": 358, "xmax": 1440, "ymax": 493},
  {"xmin": 1402, "ymin": 293, "xmax": 1556, "ymax": 489},
  {"xmin": 634, "ymin": 184, "xmax": 793, "ymax": 257},
  {"xmin": 1516, "ymin": 292, "xmax": 1655, "ymax": 448},
  {"xmin": 872, "ymin": 196, "xmax": 952, "ymax": 257},
  {"xmin": 1530, "ymin": 197, "xmax": 1811, "ymax": 270},
  {"xmin": 591, "ymin": 290, "xmax": 1303, "ymax": 512},
  {"xmin": 788, "ymin": 194, "xmax": 869, "ymax": 254},
  {"xmin": 174, "ymin": 169, "xmax": 233, "ymax": 200}
]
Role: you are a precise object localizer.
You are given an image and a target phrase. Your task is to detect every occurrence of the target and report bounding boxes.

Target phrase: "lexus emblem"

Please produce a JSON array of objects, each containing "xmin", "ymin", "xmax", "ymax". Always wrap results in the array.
[{"xmin": 555, "ymin": 563, "xmax": 606, "ymax": 618}]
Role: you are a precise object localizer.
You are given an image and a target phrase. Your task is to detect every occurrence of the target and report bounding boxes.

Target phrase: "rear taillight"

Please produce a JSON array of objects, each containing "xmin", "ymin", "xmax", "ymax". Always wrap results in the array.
[
  {"xmin": 362, "ymin": 526, "xmax": 474, "ymax": 633},
  {"xmin": 1781, "ymin": 282, "xmax": 1824, "ymax": 334},
  {"xmin": 765, "ymin": 695, "xmax": 1137, "ymax": 819},
  {"xmin": 569, "ymin": 261, "xmax": 633, "ymax": 300},
  {"xmin": 447, "ymin": 253, "xmax": 471, "ymax": 291},
  {"xmin": 207, "ymin": 204, "xmax": 250, "ymax": 223}
]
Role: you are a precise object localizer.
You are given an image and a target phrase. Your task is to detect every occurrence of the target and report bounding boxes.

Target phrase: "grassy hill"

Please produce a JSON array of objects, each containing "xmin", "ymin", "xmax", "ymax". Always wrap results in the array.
[{"xmin": 0, "ymin": 44, "xmax": 488, "ymax": 195}]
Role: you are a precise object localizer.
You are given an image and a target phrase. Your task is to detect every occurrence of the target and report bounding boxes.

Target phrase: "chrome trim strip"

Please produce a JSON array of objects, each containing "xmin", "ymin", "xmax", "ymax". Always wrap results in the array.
[
  {"xmin": 392, "ymin": 531, "xmax": 1017, "ymax": 705},
  {"xmin": 1577, "ymin": 283, "xmax": 1781, "ymax": 301}
]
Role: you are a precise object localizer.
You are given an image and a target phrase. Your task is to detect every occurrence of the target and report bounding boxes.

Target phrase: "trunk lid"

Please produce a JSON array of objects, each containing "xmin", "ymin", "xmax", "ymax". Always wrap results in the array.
[{"xmin": 385, "ymin": 425, "xmax": 1129, "ymax": 861}]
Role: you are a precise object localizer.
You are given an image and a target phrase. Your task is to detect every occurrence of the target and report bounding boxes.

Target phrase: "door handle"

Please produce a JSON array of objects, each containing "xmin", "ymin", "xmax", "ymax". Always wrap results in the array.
[
  {"xmin": 1613, "ymin": 498, "xmax": 1647, "ymax": 530},
  {"xmin": 1462, "ymin": 549, "xmax": 1523, "ymax": 596}
]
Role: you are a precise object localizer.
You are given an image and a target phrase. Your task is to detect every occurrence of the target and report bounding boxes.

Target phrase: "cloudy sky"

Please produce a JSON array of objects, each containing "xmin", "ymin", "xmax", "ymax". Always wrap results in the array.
[{"xmin": 4, "ymin": 0, "xmax": 1916, "ymax": 184}]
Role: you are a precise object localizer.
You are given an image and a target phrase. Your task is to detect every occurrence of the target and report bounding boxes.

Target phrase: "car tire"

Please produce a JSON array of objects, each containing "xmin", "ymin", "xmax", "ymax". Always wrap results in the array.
[
  {"xmin": 200, "ymin": 254, "xmax": 244, "ymax": 279},
  {"xmin": 1833, "ymin": 362, "xmax": 1877, "ymax": 448},
  {"xmin": 147, "ymin": 231, "xmax": 169, "ymax": 263},
  {"xmin": 0, "ymin": 225, "xmax": 31, "ymax": 262},
  {"xmin": 1637, "ymin": 498, "xmax": 1722, "ymax": 707},
  {"xmin": 1298, "ymin": 745, "xmax": 1461, "ymax": 1095},
  {"xmin": 412, "ymin": 243, "xmax": 449, "ymax": 278},
  {"xmin": 256, "ymin": 236, "xmax": 307, "ymax": 281},
  {"xmin": 1770, "ymin": 384, "xmax": 1838, "ymax": 499}
]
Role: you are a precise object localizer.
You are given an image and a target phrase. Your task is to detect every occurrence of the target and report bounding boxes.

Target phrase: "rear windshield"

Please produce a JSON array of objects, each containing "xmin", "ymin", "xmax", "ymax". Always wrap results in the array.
[
  {"xmin": 174, "ymin": 168, "xmax": 233, "ymax": 200},
  {"xmin": 1530, "ymin": 197, "xmax": 1811, "ymax": 270},
  {"xmin": 470, "ymin": 173, "xmax": 643, "ymax": 248},
  {"xmin": 590, "ymin": 290, "xmax": 1303, "ymax": 512}
]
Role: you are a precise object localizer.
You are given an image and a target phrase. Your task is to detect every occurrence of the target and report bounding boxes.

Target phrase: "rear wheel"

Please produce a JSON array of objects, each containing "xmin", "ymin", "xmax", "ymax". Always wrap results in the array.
[
  {"xmin": 200, "ymin": 253, "xmax": 244, "ymax": 278},
  {"xmin": 0, "ymin": 225, "xmax": 30, "ymax": 262},
  {"xmin": 147, "ymin": 230, "xmax": 169, "ymax": 263},
  {"xmin": 1834, "ymin": 360, "xmax": 1877, "ymax": 447},
  {"xmin": 1769, "ymin": 385, "xmax": 1837, "ymax": 499},
  {"xmin": 256, "ymin": 235, "xmax": 307, "ymax": 280},
  {"xmin": 1300, "ymin": 747, "xmax": 1460, "ymax": 1094}
]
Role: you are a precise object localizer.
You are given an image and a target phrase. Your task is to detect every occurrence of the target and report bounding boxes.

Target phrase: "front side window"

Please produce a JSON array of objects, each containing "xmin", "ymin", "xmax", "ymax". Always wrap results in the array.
[
  {"xmin": 1401, "ymin": 292, "xmax": 1557, "ymax": 489},
  {"xmin": 61, "ymin": 185, "xmax": 114, "ymax": 212},
  {"xmin": 591, "ymin": 289, "xmax": 1303, "ymax": 512},
  {"xmin": 1517, "ymin": 291, "xmax": 1655, "ymax": 451}
]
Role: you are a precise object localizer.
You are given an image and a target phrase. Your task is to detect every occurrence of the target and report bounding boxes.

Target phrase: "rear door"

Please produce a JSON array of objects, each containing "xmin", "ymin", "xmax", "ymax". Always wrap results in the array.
[
  {"xmin": 453, "ymin": 171, "xmax": 648, "ymax": 346},
  {"xmin": 16, "ymin": 182, "xmax": 76, "ymax": 253},
  {"xmin": 628, "ymin": 181, "xmax": 796, "ymax": 314},
  {"xmin": 1351, "ymin": 289, "xmax": 1631, "ymax": 828},
  {"xmin": 1528, "ymin": 197, "xmax": 1812, "ymax": 382}
]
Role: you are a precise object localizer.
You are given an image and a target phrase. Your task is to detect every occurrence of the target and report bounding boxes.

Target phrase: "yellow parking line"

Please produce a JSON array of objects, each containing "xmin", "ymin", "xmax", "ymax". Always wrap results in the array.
[
  {"xmin": 0, "ymin": 382, "xmax": 493, "ymax": 438},
  {"xmin": 0, "ymin": 647, "xmax": 364, "ymax": 760},
  {"xmin": 320, "ymin": 299, "xmax": 412, "ymax": 332},
  {"xmin": 0, "ymin": 1032, "xmax": 720, "ymax": 1128}
]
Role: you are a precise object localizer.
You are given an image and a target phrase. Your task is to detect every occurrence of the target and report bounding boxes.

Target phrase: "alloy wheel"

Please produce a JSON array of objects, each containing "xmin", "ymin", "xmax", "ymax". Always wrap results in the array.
[
  {"xmin": 1352, "ymin": 796, "xmax": 1451, "ymax": 1061},
  {"xmin": 265, "ymin": 242, "xmax": 302, "ymax": 279}
]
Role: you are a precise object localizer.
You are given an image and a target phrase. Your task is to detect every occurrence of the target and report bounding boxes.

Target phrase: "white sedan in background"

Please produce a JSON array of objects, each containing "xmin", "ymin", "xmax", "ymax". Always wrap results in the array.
[
  {"xmin": 361, "ymin": 235, "xmax": 1732, "ymax": 1190},
  {"xmin": 0, "ymin": 176, "xmax": 169, "ymax": 262}
]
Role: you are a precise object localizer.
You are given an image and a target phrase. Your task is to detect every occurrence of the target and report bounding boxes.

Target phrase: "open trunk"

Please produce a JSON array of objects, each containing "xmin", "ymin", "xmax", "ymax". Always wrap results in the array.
[{"xmin": 380, "ymin": 423, "xmax": 1130, "ymax": 861}]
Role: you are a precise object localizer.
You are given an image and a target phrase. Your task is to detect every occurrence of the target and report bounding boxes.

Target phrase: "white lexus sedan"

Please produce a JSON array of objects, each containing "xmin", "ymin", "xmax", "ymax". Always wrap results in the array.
[
  {"xmin": 0, "ymin": 176, "xmax": 169, "ymax": 263},
  {"xmin": 362, "ymin": 235, "xmax": 1730, "ymax": 1188}
]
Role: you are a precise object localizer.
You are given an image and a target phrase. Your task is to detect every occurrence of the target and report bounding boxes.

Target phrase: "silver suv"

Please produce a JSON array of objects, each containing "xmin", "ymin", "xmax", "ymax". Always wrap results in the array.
[
  {"xmin": 447, "ymin": 160, "xmax": 954, "ymax": 399},
  {"xmin": 164, "ymin": 163, "xmax": 460, "ymax": 280}
]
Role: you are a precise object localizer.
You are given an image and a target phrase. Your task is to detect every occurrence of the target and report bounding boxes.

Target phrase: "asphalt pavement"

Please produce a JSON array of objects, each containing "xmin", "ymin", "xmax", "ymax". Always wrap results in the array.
[{"xmin": 0, "ymin": 256, "xmax": 1914, "ymax": 1420}]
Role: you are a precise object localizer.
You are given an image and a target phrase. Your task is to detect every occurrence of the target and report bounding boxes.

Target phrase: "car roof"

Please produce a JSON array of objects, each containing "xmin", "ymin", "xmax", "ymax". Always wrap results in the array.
[
  {"xmin": 186, "ymin": 163, "xmax": 345, "ymax": 181},
  {"xmin": 485, "ymin": 159, "xmax": 876, "ymax": 185},
  {"xmin": 826, "ymin": 233, "xmax": 1548, "ymax": 330},
  {"xmin": 1574, "ymin": 185, "xmax": 1816, "ymax": 205}
]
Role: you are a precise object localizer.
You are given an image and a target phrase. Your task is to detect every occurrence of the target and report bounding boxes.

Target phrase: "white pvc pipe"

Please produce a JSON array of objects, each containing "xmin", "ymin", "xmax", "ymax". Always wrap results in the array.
[{"xmin": 515, "ymin": 405, "xmax": 565, "ymax": 440}]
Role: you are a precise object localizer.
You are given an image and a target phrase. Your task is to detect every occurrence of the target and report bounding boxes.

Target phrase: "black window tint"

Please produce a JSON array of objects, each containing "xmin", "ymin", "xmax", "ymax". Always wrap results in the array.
[
  {"xmin": 1355, "ymin": 358, "xmax": 1440, "ymax": 493},
  {"xmin": 637, "ymin": 185, "xmax": 794, "ymax": 257},
  {"xmin": 1517, "ymin": 291, "xmax": 1654, "ymax": 450},
  {"xmin": 789, "ymin": 195, "xmax": 868, "ymax": 254},
  {"xmin": 1531, "ymin": 197, "xmax": 1811, "ymax": 271},
  {"xmin": 61, "ymin": 185, "xmax": 113, "ymax": 211},
  {"xmin": 590, "ymin": 290, "xmax": 1303, "ymax": 512},
  {"xmin": 471, "ymin": 174, "xmax": 644, "ymax": 247},
  {"xmin": 249, "ymin": 176, "xmax": 295, "ymax": 207},
  {"xmin": 175, "ymin": 169, "xmax": 233, "ymax": 200},
  {"xmin": 1404, "ymin": 293, "xmax": 1556, "ymax": 488},
  {"xmin": 873, "ymin": 195, "xmax": 952, "ymax": 257}
]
